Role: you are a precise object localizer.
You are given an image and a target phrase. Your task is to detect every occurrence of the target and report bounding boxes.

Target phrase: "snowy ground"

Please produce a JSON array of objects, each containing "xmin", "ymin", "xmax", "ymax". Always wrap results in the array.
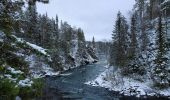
[{"xmin": 85, "ymin": 66, "xmax": 170, "ymax": 97}]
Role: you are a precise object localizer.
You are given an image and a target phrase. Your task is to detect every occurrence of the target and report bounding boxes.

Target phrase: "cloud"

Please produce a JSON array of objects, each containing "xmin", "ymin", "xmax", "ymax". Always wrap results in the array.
[{"xmin": 37, "ymin": 0, "xmax": 135, "ymax": 41}]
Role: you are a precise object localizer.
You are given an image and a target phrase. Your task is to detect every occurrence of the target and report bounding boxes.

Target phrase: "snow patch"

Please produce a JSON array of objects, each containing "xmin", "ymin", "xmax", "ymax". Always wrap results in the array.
[
  {"xmin": 0, "ymin": 31, "xmax": 5, "ymax": 42},
  {"xmin": 7, "ymin": 67, "xmax": 24, "ymax": 74},
  {"xmin": 60, "ymin": 73, "xmax": 72, "ymax": 76},
  {"xmin": 18, "ymin": 78, "xmax": 33, "ymax": 87},
  {"xmin": 25, "ymin": 54, "xmax": 59, "ymax": 78},
  {"xmin": 26, "ymin": 42, "xmax": 49, "ymax": 56},
  {"xmin": 12, "ymin": 35, "xmax": 49, "ymax": 56}
]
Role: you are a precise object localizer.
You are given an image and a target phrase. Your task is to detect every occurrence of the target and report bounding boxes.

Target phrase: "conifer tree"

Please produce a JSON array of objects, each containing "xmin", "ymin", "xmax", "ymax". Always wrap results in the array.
[
  {"xmin": 0, "ymin": 0, "xmax": 24, "ymax": 34},
  {"xmin": 129, "ymin": 14, "xmax": 138, "ymax": 59},
  {"xmin": 110, "ymin": 11, "xmax": 129, "ymax": 67},
  {"xmin": 153, "ymin": 13, "xmax": 169, "ymax": 88},
  {"xmin": 92, "ymin": 36, "xmax": 96, "ymax": 49},
  {"xmin": 26, "ymin": 2, "xmax": 39, "ymax": 43}
]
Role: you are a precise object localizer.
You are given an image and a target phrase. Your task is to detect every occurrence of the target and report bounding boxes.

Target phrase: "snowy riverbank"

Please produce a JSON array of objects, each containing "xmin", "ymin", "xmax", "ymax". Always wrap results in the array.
[{"xmin": 85, "ymin": 66, "xmax": 170, "ymax": 98}]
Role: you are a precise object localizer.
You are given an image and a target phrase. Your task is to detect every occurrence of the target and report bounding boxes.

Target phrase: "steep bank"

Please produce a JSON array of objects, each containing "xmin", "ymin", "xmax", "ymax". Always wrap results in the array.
[{"xmin": 0, "ymin": 31, "xmax": 98, "ymax": 99}]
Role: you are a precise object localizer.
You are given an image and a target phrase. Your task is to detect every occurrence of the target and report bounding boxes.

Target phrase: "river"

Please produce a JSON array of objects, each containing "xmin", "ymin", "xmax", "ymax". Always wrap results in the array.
[{"xmin": 41, "ymin": 56, "xmax": 169, "ymax": 100}]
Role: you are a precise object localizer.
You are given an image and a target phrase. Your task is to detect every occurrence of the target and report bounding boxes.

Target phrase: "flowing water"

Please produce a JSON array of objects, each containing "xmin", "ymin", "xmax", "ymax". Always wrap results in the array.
[{"xmin": 42, "ymin": 56, "xmax": 169, "ymax": 100}]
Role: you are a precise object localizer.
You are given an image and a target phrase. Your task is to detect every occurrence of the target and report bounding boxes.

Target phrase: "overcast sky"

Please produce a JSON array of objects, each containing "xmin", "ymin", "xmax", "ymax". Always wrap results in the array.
[{"xmin": 37, "ymin": 0, "xmax": 135, "ymax": 41}]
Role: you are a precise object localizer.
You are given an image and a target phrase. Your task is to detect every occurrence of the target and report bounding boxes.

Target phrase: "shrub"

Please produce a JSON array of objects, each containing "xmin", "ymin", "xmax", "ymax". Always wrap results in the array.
[
  {"xmin": 32, "ymin": 78, "xmax": 44, "ymax": 97},
  {"xmin": 19, "ymin": 86, "xmax": 32, "ymax": 99},
  {"xmin": 19, "ymin": 78, "xmax": 44, "ymax": 99},
  {"xmin": 0, "ymin": 79, "xmax": 19, "ymax": 100}
]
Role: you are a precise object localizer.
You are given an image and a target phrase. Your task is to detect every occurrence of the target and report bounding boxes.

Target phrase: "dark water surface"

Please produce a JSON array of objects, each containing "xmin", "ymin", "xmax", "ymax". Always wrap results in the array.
[{"xmin": 42, "ymin": 56, "xmax": 170, "ymax": 100}]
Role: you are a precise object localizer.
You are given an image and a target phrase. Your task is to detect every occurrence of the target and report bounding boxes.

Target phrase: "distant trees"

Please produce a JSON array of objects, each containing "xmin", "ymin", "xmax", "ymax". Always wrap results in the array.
[
  {"xmin": 86, "ymin": 37, "xmax": 98, "ymax": 61},
  {"xmin": 0, "ymin": 0, "xmax": 98, "ymax": 71},
  {"xmin": 92, "ymin": 36, "xmax": 96, "ymax": 49}
]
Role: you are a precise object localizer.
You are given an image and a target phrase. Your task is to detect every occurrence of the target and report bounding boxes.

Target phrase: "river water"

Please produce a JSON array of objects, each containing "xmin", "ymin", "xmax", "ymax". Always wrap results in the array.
[{"xmin": 42, "ymin": 56, "xmax": 169, "ymax": 100}]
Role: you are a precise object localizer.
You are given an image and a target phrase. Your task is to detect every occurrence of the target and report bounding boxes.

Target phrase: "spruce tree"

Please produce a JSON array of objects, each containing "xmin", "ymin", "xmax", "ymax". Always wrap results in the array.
[
  {"xmin": 92, "ymin": 36, "xmax": 96, "ymax": 49},
  {"xmin": 129, "ymin": 14, "xmax": 138, "ymax": 59},
  {"xmin": 153, "ymin": 13, "xmax": 169, "ymax": 88},
  {"xmin": 77, "ymin": 28, "xmax": 86, "ymax": 56},
  {"xmin": 26, "ymin": 2, "xmax": 39, "ymax": 43},
  {"xmin": 0, "ymin": 0, "xmax": 24, "ymax": 34},
  {"xmin": 110, "ymin": 11, "xmax": 129, "ymax": 67}
]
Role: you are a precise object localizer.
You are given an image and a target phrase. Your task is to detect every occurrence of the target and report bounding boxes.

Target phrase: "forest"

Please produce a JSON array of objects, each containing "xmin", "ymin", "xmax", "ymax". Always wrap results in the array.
[{"xmin": 0, "ymin": 0, "xmax": 170, "ymax": 100}]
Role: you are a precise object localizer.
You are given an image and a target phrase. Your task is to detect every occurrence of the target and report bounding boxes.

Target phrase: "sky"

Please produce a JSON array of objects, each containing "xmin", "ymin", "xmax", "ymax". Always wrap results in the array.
[{"xmin": 37, "ymin": 0, "xmax": 135, "ymax": 41}]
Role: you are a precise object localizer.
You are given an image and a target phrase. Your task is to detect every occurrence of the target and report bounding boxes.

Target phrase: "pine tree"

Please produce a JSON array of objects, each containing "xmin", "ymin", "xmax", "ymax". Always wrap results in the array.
[
  {"xmin": 92, "ymin": 36, "xmax": 96, "ymax": 49},
  {"xmin": 153, "ymin": 13, "xmax": 169, "ymax": 88},
  {"xmin": 52, "ymin": 15, "xmax": 59, "ymax": 49},
  {"xmin": 0, "ymin": 0, "xmax": 24, "ymax": 34},
  {"xmin": 59, "ymin": 22, "xmax": 72, "ymax": 57},
  {"xmin": 26, "ymin": 2, "xmax": 39, "ymax": 44},
  {"xmin": 76, "ymin": 28, "xmax": 88, "ymax": 65},
  {"xmin": 110, "ymin": 11, "xmax": 129, "ymax": 67},
  {"xmin": 77, "ymin": 28, "xmax": 86, "ymax": 53},
  {"xmin": 129, "ymin": 14, "xmax": 138, "ymax": 59}
]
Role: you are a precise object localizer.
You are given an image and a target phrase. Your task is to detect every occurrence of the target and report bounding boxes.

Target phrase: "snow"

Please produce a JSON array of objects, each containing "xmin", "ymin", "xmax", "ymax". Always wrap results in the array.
[
  {"xmin": 1, "ymin": 66, "xmax": 34, "ymax": 87},
  {"xmin": 60, "ymin": 73, "xmax": 72, "ymax": 76},
  {"xmin": 25, "ymin": 54, "xmax": 59, "ymax": 78},
  {"xmin": 12, "ymin": 35, "xmax": 49, "ymax": 56},
  {"xmin": 15, "ymin": 52, "xmax": 25, "ymax": 57},
  {"xmin": 18, "ymin": 78, "xmax": 33, "ymax": 87},
  {"xmin": 2, "ymin": 67, "xmax": 25, "ymax": 83},
  {"xmin": 0, "ymin": 31, "xmax": 5, "ymax": 42},
  {"xmin": 25, "ymin": 55, "xmax": 36, "ymax": 68},
  {"xmin": 85, "ymin": 66, "xmax": 170, "ymax": 97},
  {"xmin": 4, "ymin": 74, "xmax": 12, "ymax": 79},
  {"xmin": 87, "ymin": 53, "xmax": 95, "ymax": 63},
  {"xmin": 71, "ymin": 40, "xmax": 78, "ymax": 58},
  {"xmin": 45, "ymin": 71, "xmax": 60, "ymax": 76},
  {"xmin": 26, "ymin": 42, "xmax": 48, "ymax": 56},
  {"xmin": 161, "ymin": 0, "xmax": 170, "ymax": 5},
  {"xmin": 4, "ymin": 74, "xmax": 18, "ymax": 82},
  {"xmin": 10, "ymin": 35, "xmax": 58, "ymax": 79},
  {"xmin": 20, "ymin": 28, "xmax": 24, "ymax": 33},
  {"xmin": 7, "ymin": 67, "xmax": 24, "ymax": 74},
  {"xmin": 30, "ymin": 71, "xmax": 60, "ymax": 78}
]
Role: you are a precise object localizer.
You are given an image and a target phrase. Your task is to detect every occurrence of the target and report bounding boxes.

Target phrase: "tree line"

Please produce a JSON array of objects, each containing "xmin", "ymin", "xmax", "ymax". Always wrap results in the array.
[
  {"xmin": 109, "ymin": 0, "xmax": 170, "ymax": 88},
  {"xmin": 0, "ymin": 0, "xmax": 98, "ymax": 71}
]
